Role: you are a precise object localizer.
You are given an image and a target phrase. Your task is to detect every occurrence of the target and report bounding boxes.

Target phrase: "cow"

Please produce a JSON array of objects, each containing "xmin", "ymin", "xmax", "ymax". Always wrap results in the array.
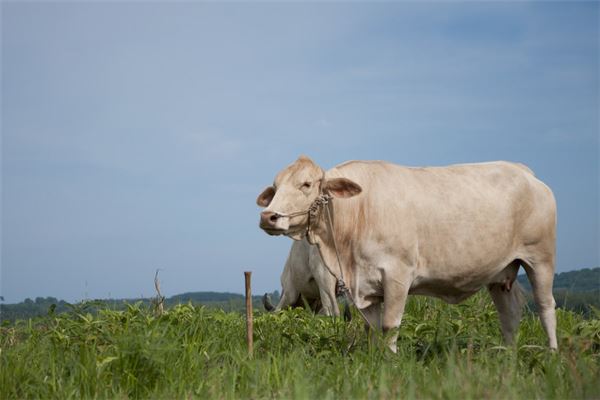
[
  {"xmin": 256, "ymin": 156, "xmax": 557, "ymax": 352},
  {"xmin": 262, "ymin": 237, "xmax": 341, "ymax": 316}
]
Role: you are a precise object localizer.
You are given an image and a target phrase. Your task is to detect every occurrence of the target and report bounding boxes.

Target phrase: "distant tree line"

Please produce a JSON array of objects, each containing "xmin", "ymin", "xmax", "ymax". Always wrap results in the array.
[
  {"xmin": 0, "ymin": 292, "xmax": 280, "ymax": 324},
  {"xmin": 1, "ymin": 268, "xmax": 597, "ymax": 324},
  {"xmin": 0, "ymin": 297, "xmax": 73, "ymax": 324},
  {"xmin": 517, "ymin": 267, "xmax": 599, "ymax": 292}
]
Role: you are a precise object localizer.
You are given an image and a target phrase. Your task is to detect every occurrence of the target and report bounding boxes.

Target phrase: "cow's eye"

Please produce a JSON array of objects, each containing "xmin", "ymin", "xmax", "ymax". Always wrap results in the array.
[{"xmin": 301, "ymin": 182, "xmax": 311, "ymax": 190}]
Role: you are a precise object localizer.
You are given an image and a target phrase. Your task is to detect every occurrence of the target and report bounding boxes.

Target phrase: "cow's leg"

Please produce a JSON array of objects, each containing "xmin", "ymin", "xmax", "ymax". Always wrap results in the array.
[
  {"xmin": 488, "ymin": 280, "xmax": 525, "ymax": 345},
  {"xmin": 318, "ymin": 285, "xmax": 340, "ymax": 317},
  {"xmin": 523, "ymin": 260, "xmax": 558, "ymax": 349},
  {"xmin": 382, "ymin": 273, "xmax": 411, "ymax": 353}
]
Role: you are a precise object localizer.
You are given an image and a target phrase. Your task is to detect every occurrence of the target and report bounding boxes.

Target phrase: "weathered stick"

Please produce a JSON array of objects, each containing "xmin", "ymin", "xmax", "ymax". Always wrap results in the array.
[
  {"xmin": 153, "ymin": 269, "xmax": 165, "ymax": 316},
  {"xmin": 244, "ymin": 271, "xmax": 253, "ymax": 356}
]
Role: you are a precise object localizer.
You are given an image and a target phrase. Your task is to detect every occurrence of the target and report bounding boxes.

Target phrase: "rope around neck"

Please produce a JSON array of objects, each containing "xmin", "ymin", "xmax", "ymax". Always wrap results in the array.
[
  {"xmin": 323, "ymin": 202, "xmax": 374, "ymax": 330},
  {"xmin": 278, "ymin": 193, "xmax": 374, "ymax": 330}
]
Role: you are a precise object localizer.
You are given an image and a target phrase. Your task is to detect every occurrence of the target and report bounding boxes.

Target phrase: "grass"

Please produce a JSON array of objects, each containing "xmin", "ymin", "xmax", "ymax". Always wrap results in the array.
[{"xmin": 1, "ymin": 292, "xmax": 599, "ymax": 399}]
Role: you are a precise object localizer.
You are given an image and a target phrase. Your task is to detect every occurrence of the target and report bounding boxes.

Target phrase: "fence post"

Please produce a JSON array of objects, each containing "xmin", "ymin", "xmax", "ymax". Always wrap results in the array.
[{"xmin": 244, "ymin": 271, "xmax": 253, "ymax": 356}]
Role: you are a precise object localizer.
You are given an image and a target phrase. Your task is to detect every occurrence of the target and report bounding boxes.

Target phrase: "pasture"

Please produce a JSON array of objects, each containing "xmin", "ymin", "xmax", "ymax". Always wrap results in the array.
[{"xmin": 2, "ymin": 292, "xmax": 599, "ymax": 399}]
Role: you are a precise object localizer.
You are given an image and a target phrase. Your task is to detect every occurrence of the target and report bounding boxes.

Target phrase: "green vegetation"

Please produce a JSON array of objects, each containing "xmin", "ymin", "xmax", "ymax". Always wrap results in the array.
[{"xmin": 2, "ymin": 293, "xmax": 599, "ymax": 399}]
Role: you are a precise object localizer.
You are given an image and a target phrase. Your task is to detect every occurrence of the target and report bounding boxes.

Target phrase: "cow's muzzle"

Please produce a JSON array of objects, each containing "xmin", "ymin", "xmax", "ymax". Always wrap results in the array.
[
  {"xmin": 260, "ymin": 211, "xmax": 280, "ymax": 226},
  {"xmin": 259, "ymin": 211, "xmax": 290, "ymax": 234}
]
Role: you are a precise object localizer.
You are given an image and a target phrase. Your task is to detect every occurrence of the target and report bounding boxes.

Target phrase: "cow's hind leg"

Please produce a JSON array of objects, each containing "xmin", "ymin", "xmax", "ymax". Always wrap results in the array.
[
  {"xmin": 488, "ymin": 280, "xmax": 525, "ymax": 345},
  {"xmin": 522, "ymin": 259, "xmax": 558, "ymax": 349}
]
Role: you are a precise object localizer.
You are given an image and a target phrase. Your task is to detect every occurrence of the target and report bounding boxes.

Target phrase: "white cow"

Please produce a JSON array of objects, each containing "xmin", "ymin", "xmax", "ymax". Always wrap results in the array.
[
  {"xmin": 263, "ymin": 238, "xmax": 343, "ymax": 317},
  {"xmin": 257, "ymin": 156, "xmax": 557, "ymax": 351}
]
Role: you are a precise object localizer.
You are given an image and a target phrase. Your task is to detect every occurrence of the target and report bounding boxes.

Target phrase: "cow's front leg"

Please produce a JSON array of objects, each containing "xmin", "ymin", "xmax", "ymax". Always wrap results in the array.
[
  {"xmin": 318, "ymin": 285, "xmax": 340, "ymax": 317},
  {"xmin": 382, "ymin": 270, "xmax": 411, "ymax": 353}
]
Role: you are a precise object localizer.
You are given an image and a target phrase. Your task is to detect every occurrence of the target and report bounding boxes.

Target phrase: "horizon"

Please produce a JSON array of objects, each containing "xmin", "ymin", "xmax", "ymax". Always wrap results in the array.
[
  {"xmin": 2, "ymin": 2, "xmax": 598, "ymax": 303},
  {"xmin": 3, "ymin": 267, "xmax": 599, "ymax": 305}
]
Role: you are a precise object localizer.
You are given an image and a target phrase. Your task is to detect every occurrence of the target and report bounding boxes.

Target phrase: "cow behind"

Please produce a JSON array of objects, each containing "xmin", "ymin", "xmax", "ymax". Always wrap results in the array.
[{"xmin": 263, "ymin": 238, "xmax": 352, "ymax": 319}]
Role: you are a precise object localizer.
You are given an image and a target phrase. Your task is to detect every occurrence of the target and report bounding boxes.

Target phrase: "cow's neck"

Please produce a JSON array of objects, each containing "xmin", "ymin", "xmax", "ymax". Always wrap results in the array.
[{"xmin": 309, "ymin": 201, "xmax": 355, "ymax": 288}]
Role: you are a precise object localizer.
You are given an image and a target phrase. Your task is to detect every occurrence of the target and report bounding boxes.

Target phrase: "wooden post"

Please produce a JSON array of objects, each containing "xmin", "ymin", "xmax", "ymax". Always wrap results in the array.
[{"xmin": 244, "ymin": 271, "xmax": 253, "ymax": 356}]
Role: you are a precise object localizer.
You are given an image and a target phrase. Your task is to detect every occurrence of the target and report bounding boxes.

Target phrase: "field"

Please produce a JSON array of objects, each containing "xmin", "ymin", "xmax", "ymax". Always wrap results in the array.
[{"xmin": 2, "ymin": 293, "xmax": 599, "ymax": 399}]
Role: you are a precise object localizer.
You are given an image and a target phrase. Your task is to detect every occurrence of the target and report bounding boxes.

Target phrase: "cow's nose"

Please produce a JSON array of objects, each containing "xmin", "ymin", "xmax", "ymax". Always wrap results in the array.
[{"xmin": 260, "ymin": 211, "xmax": 280, "ymax": 227}]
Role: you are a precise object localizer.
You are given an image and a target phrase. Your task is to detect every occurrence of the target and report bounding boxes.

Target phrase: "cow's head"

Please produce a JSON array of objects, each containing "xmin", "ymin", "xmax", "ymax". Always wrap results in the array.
[{"xmin": 257, "ymin": 155, "xmax": 362, "ymax": 239}]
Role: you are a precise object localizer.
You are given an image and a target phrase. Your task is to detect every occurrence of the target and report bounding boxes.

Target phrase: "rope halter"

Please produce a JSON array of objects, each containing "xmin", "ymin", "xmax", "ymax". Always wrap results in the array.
[{"xmin": 276, "ymin": 193, "xmax": 333, "ymax": 231}]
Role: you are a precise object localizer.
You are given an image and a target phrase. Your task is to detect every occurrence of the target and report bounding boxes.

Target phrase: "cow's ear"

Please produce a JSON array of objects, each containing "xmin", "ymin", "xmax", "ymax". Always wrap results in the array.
[
  {"xmin": 256, "ymin": 186, "xmax": 275, "ymax": 207},
  {"xmin": 323, "ymin": 178, "xmax": 362, "ymax": 198}
]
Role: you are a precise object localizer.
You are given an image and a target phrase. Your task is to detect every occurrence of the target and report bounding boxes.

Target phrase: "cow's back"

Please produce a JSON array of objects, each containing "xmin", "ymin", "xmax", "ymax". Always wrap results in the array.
[{"xmin": 326, "ymin": 160, "xmax": 556, "ymax": 287}]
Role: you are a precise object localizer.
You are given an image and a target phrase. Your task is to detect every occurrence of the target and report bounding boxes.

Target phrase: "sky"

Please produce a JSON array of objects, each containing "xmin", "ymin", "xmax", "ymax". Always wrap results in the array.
[{"xmin": 1, "ymin": 2, "xmax": 598, "ymax": 303}]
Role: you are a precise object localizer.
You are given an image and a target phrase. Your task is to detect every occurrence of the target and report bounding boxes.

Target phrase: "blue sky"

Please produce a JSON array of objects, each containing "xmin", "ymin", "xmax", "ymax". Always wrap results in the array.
[{"xmin": 2, "ymin": 2, "xmax": 598, "ymax": 303}]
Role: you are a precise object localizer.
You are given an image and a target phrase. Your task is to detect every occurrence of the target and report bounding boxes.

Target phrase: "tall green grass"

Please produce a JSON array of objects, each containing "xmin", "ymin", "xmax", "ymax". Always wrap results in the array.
[{"xmin": 1, "ymin": 292, "xmax": 599, "ymax": 399}]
